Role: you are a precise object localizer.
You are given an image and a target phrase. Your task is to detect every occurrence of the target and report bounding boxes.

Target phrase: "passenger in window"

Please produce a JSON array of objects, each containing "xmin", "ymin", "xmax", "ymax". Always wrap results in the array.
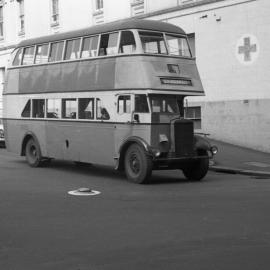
[{"xmin": 100, "ymin": 108, "xmax": 110, "ymax": 120}]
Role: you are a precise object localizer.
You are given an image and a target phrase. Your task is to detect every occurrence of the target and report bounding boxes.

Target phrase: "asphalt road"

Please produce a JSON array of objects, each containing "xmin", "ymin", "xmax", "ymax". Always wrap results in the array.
[{"xmin": 1, "ymin": 148, "xmax": 270, "ymax": 270}]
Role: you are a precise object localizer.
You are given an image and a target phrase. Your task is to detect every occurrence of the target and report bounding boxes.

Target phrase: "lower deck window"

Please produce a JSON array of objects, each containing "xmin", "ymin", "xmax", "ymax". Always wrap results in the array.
[
  {"xmin": 32, "ymin": 99, "xmax": 45, "ymax": 118},
  {"xmin": 47, "ymin": 99, "xmax": 61, "ymax": 118},
  {"xmin": 118, "ymin": 96, "xmax": 131, "ymax": 114},
  {"xmin": 21, "ymin": 100, "xmax": 31, "ymax": 117},
  {"xmin": 96, "ymin": 98, "xmax": 110, "ymax": 120},
  {"xmin": 62, "ymin": 99, "xmax": 77, "ymax": 119},
  {"xmin": 135, "ymin": 94, "xmax": 149, "ymax": 113},
  {"xmin": 79, "ymin": 98, "xmax": 94, "ymax": 119}
]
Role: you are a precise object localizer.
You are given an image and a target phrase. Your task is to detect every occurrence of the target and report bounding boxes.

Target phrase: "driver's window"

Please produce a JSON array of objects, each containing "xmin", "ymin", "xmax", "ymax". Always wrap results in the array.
[{"xmin": 117, "ymin": 96, "xmax": 131, "ymax": 114}]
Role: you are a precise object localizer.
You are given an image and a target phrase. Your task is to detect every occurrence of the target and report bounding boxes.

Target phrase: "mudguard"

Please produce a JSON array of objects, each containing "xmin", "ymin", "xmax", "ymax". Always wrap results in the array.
[
  {"xmin": 116, "ymin": 136, "xmax": 152, "ymax": 170},
  {"xmin": 194, "ymin": 134, "xmax": 211, "ymax": 152}
]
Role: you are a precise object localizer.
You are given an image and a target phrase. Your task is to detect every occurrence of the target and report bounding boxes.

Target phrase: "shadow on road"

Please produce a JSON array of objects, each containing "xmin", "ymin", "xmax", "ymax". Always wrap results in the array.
[{"xmin": 12, "ymin": 157, "xmax": 195, "ymax": 184}]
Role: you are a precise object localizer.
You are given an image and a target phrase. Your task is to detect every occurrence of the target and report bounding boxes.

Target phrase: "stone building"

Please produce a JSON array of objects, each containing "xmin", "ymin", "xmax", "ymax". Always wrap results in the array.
[{"xmin": 0, "ymin": 0, "xmax": 269, "ymax": 152}]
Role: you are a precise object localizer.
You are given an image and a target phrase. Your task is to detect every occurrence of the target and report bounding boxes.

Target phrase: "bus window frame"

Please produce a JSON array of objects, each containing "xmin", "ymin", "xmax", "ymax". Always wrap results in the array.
[
  {"xmin": 12, "ymin": 48, "xmax": 23, "ymax": 66},
  {"xmin": 22, "ymin": 45, "xmax": 37, "ymax": 66},
  {"xmin": 80, "ymin": 34, "xmax": 100, "ymax": 59},
  {"xmin": 138, "ymin": 30, "xmax": 168, "ymax": 55},
  {"xmin": 34, "ymin": 43, "xmax": 50, "ymax": 64},
  {"xmin": 62, "ymin": 98, "xmax": 78, "ymax": 119},
  {"xmin": 98, "ymin": 31, "xmax": 121, "ymax": 57},
  {"xmin": 48, "ymin": 40, "xmax": 65, "ymax": 63},
  {"xmin": 118, "ymin": 30, "xmax": 137, "ymax": 55},
  {"xmin": 117, "ymin": 95, "xmax": 131, "ymax": 115},
  {"xmin": 64, "ymin": 38, "xmax": 82, "ymax": 61},
  {"xmin": 164, "ymin": 33, "xmax": 192, "ymax": 58}
]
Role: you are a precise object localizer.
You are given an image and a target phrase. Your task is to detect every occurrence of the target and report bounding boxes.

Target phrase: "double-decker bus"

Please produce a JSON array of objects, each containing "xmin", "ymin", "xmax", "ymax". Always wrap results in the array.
[{"xmin": 3, "ymin": 18, "xmax": 217, "ymax": 183}]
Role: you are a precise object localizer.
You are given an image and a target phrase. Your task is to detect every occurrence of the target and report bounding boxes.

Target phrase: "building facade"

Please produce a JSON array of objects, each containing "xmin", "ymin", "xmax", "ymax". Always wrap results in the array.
[{"xmin": 0, "ymin": 0, "xmax": 269, "ymax": 152}]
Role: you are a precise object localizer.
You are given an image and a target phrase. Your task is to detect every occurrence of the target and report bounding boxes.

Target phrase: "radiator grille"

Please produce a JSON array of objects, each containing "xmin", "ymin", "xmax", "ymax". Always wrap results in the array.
[{"xmin": 174, "ymin": 120, "xmax": 194, "ymax": 157}]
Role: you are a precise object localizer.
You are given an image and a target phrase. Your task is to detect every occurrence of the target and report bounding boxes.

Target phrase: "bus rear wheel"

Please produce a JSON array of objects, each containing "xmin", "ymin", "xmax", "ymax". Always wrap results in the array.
[
  {"xmin": 25, "ymin": 138, "xmax": 43, "ymax": 167},
  {"xmin": 124, "ymin": 144, "xmax": 152, "ymax": 184},
  {"xmin": 182, "ymin": 151, "xmax": 209, "ymax": 181}
]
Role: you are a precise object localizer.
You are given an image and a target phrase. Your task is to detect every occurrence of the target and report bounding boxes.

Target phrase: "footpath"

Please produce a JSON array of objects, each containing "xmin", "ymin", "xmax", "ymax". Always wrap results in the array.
[{"xmin": 209, "ymin": 139, "xmax": 270, "ymax": 178}]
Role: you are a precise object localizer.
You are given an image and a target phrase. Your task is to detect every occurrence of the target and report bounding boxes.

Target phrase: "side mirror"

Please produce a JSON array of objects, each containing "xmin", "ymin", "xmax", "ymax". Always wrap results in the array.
[{"xmin": 133, "ymin": 113, "xmax": 140, "ymax": 123}]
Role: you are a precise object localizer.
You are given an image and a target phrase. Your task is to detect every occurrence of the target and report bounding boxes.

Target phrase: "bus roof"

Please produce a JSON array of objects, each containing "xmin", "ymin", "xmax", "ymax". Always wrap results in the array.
[{"xmin": 17, "ymin": 18, "xmax": 186, "ymax": 48}]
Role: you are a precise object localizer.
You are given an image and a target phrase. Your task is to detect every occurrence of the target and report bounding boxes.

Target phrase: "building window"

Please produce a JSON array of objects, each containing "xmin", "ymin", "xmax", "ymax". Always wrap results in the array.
[
  {"xmin": 95, "ymin": 0, "xmax": 103, "ymax": 10},
  {"xmin": 0, "ymin": 4, "xmax": 3, "ymax": 38},
  {"xmin": 130, "ymin": 0, "xmax": 144, "ymax": 16},
  {"xmin": 185, "ymin": 106, "xmax": 201, "ymax": 129},
  {"xmin": 51, "ymin": 0, "xmax": 59, "ymax": 26},
  {"xmin": 18, "ymin": 0, "xmax": 25, "ymax": 34}
]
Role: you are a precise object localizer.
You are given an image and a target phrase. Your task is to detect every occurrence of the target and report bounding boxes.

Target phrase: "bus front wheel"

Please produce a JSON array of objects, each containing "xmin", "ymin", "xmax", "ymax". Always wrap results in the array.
[
  {"xmin": 182, "ymin": 152, "xmax": 209, "ymax": 181},
  {"xmin": 25, "ymin": 138, "xmax": 43, "ymax": 167},
  {"xmin": 124, "ymin": 144, "xmax": 152, "ymax": 184}
]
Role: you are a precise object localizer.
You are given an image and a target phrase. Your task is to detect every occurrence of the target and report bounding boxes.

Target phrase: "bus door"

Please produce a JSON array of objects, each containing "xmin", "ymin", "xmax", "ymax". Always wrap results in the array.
[{"xmin": 114, "ymin": 95, "xmax": 133, "ymax": 152}]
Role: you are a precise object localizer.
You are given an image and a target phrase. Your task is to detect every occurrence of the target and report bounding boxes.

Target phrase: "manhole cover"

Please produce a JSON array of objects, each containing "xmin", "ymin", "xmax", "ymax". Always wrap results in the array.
[{"xmin": 68, "ymin": 188, "xmax": 101, "ymax": 196}]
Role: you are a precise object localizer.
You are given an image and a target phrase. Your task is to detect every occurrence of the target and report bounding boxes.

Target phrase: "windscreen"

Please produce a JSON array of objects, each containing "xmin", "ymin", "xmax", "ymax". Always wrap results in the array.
[
  {"xmin": 139, "ymin": 31, "xmax": 167, "ymax": 54},
  {"xmin": 138, "ymin": 31, "xmax": 192, "ymax": 57},
  {"xmin": 165, "ymin": 34, "xmax": 191, "ymax": 57},
  {"xmin": 150, "ymin": 95, "xmax": 183, "ymax": 115}
]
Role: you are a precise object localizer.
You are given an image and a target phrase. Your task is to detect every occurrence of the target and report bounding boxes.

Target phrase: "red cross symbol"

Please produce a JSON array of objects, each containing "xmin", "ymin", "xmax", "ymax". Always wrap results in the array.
[{"xmin": 238, "ymin": 37, "xmax": 257, "ymax": 62}]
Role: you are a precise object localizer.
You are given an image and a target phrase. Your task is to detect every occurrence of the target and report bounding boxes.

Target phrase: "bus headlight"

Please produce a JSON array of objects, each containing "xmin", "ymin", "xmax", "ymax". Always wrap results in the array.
[
  {"xmin": 151, "ymin": 148, "xmax": 161, "ymax": 157},
  {"xmin": 210, "ymin": 145, "xmax": 218, "ymax": 155}
]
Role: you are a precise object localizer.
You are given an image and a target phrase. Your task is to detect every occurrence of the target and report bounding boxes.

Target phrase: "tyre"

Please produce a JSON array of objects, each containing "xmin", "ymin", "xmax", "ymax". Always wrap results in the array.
[
  {"xmin": 124, "ymin": 144, "xmax": 152, "ymax": 184},
  {"xmin": 25, "ymin": 138, "xmax": 43, "ymax": 167},
  {"xmin": 182, "ymin": 151, "xmax": 209, "ymax": 181}
]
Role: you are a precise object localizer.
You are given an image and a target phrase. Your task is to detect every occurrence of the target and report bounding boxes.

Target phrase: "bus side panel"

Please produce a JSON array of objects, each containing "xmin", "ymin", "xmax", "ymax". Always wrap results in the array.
[
  {"xmin": 77, "ymin": 59, "xmax": 116, "ymax": 91},
  {"xmin": 45, "ymin": 121, "xmax": 115, "ymax": 166},
  {"xmin": 4, "ymin": 70, "xmax": 20, "ymax": 94},
  {"xmin": 3, "ymin": 119, "xmax": 47, "ymax": 157}
]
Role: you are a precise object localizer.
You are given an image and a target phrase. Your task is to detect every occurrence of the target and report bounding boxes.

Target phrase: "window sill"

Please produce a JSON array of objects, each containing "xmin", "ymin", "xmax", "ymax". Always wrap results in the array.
[
  {"xmin": 51, "ymin": 21, "xmax": 59, "ymax": 28},
  {"xmin": 130, "ymin": 0, "xmax": 144, "ymax": 7},
  {"xmin": 92, "ymin": 9, "xmax": 104, "ymax": 16},
  {"xmin": 18, "ymin": 30, "xmax": 25, "ymax": 37}
]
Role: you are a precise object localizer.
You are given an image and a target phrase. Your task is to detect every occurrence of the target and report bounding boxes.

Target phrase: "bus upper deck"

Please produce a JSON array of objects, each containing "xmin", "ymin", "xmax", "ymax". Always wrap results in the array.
[{"xmin": 4, "ymin": 18, "xmax": 204, "ymax": 96}]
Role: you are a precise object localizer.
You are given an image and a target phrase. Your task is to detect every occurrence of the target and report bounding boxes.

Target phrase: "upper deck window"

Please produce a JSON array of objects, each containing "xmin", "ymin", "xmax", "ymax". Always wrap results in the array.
[
  {"xmin": 119, "ymin": 31, "xmax": 136, "ymax": 54},
  {"xmin": 64, "ymin": 38, "xmax": 81, "ymax": 60},
  {"xmin": 35, "ymin": 44, "xmax": 49, "ymax": 64},
  {"xmin": 165, "ymin": 34, "xmax": 191, "ymax": 57},
  {"xmin": 22, "ymin": 46, "xmax": 35, "ymax": 65},
  {"xmin": 12, "ymin": 48, "xmax": 23, "ymax": 66},
  {"xmin": 99, "ymin": 32, "xmax": 119, "ymax": 56},
  {"xmin": 139, "ymin": 31, "xmax": 167, "ymax": 55},
  {"xmin": 49, "ymin": 41, "xmax": 64, "ymax": 62},
  {"xmin": 81, "ymin": 35, "xmax": 99, "ymax": 58}
]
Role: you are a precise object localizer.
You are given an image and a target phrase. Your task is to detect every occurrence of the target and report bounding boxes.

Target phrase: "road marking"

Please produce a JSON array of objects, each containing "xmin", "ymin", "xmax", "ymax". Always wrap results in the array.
[{"xmin": 68, "ymin": 188, "xmax": 101, "ymax": 196}]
